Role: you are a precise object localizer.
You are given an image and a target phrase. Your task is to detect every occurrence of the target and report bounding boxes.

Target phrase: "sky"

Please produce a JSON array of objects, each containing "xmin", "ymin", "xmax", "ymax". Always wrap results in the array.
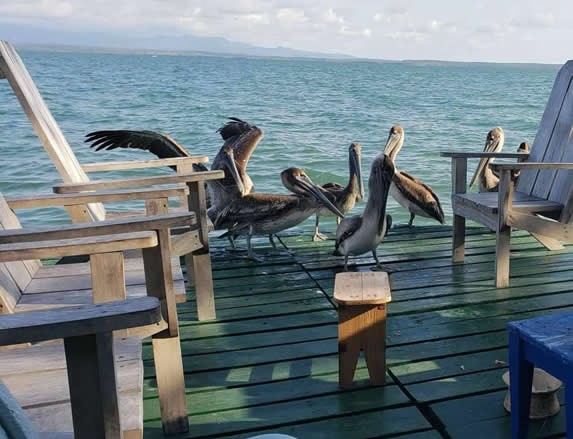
[{"xmin": 1, "ymin": 0, "xmax": 572, "ymax": 63}]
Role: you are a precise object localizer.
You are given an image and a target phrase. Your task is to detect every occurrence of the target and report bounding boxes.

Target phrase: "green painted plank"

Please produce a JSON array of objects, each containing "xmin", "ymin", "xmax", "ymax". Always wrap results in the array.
[
  {"xmin": 186, "ymin": 288, "xmax": 328, "ymax": 312},
  {"xmin": 390, "ymin": 348, "xmax": 507, "ymax": 385},
  {"xmin": 432, "ymin": 390, "xmax": 565, "ymax": 439},
  {"xmin": 406, "ymin": 368, "xmax": 508, "ymax": 403},
  {"xmin": 176, "ymin": 295, "xmax": 333, "ymax": 323},
  {"xmin": 231, "ymin": 407, "xmax": 434, "ymax": 439},
  {"xmin": 144, "ymin": 368, "xmax": 398, "ymax": 419},
  {"xmin": 143, "ymin": 323, "xmax": 337, "ymax": 359},
  {"xmin": 389, "ymin": 305, "xmax": 573, "ymax": 346},
  {"xmin": 144, "ymin": 338, "xmax": 338, "ymax": 376},
  {"xmin": 175, "ymin": 309, "xmax": 337, "ymax": 337},
  {"xmin": 144, "ymin": 386, "xmax": 415, "ymax": 438}
]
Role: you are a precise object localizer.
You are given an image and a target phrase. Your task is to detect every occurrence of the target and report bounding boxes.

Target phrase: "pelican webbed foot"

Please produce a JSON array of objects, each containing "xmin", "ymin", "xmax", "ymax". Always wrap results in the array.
[
  {"xmin": 370, "ymin": 250, "xmax": 393, "ymax": 273},
  {"xmin": 313, "ymin": 231, "xmax": 328, "ymax": 241}
]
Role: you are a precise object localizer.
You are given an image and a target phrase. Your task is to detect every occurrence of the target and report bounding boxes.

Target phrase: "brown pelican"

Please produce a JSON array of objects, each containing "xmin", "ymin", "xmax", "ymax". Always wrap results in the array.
[
  {"xmin": 333, "ymin": 154, "xmax": 395, "ymax": 271},
  {"xmin": 313, "ymin": 142, "xmax": 364, "ymax": 241},
  {"xmin": 215, "ymin": 168, "xmax": 344, "ymax": 261},
  {"xmin": 469, "ymin": 127, "xmax": 505, "ymax": 193},
  {"xmin": 85, "ymin": 117, "xmax": 261, "ymax": 214},
  {"xmin": 383, "ymin": 125, "xmax": 445, "ymax": 226}
]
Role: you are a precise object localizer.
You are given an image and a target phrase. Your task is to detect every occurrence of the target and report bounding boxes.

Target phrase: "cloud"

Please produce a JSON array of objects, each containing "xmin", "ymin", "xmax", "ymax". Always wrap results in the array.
[
  {"xmin": 276, "ymin": 8, "xmax": 307, "ymax": 24},
  {"xmin": 0, "ymin": 0, "xmax": 73, "ymax": 17},
  {"xmin": 511, "ymin": 13, "xmax": 556, "ymax": 29},
  {"xmin": 324, "ymin": 8, "xmax": 344, "ymax": 25}
]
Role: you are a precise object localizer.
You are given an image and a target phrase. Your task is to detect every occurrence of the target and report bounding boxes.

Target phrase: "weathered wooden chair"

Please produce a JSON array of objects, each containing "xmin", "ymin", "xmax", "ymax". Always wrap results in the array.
[
  {"xmin": 442, "ymin": 60, "xmax": 573, "ymax": 287},
  {"xmin": 0, "ymin": 297, "xmax": 162, "ymax": 439},
  {"xmin": 0, "ymin": 198, "xmax": 195, "ymax": 436},
  {"xmin": 0, "ymin": 40, "xmax": 223, "ymax": 321}
]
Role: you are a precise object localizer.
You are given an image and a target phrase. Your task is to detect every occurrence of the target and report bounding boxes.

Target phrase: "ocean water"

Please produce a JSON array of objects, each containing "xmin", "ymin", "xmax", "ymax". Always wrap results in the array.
[{"xmin": 0, "ymin": 49, "xmax": 560, "ymax": 229}]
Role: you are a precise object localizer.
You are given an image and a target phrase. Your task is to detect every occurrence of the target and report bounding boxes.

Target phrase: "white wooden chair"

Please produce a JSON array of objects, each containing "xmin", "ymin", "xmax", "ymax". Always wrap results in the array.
[
  {"xmin": 442, "ymin": 60, "xmax": 573, "ymax": 287},
  {"xmin": 0, "ymin": 40, "xmax": 223, "ymax": 321}
]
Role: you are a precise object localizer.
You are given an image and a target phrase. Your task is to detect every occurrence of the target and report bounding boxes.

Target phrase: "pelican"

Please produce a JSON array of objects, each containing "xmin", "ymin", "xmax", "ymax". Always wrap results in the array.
[
  {"xmin": 215, "ymin": 168, "xmax": 344, "ymax": 261},
  {"xmin": 85, "ymin": 117, "xmax": 262, "ymax": 214},
  {"xmin": 383, "ymin": 125, "xmax": 445, "ymax": 226},
  {"xmin": 334, "ymin": 154, "xmax": 395, "ymax": 271},
  {"xmin": 313, "ymin": 142, "xmax": 364, "ymax": 241},
  {"xmin": 469, "ymin": 127, "xmax": 505, "ymax": 192}
]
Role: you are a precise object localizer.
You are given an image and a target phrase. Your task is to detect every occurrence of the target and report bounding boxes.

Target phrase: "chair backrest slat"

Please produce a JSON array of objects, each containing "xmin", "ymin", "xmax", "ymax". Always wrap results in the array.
[
  {"xmin": 0, "ymin": 41, "xmax": 106, "ymax": 221},
  {"xmin": 517, "ymin": 61, "xmax": 573, "ymax": 206}
]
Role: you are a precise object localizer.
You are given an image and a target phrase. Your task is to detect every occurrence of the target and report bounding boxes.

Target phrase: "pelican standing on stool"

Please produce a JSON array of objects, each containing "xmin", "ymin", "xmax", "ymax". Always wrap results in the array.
[
  {"xmin": 383, "ymin": 125, "xmax": 445, "ymax": 227},
  {"xmin": 314, "ymin": 142, "xmax": 364, "ymax": 241},
  {"xmin": 333, "ymin": 154, "xmax": 395, "ymax": 271},
  {"xmin": 469, "ymin": 127, "xmax": 505, "ymax": 192}
]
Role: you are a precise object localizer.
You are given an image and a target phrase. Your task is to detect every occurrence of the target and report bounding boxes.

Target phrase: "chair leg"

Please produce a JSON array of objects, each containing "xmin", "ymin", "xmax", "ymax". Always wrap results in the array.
[
  {"xmin": 363, "ymin": 305, "xmax": 387, "ymax": 386},
  {"xmin": 508, "ymin": 330, "xmax": 533, "ymax": 439},
  {"xmin": 566, "ymin": 385, "xmax": 573, "ymax": 439},
  {"xmin": 152, "ymin": 333, "xmax": 189, "ymax": 434},
  {"xmin": 192, "ymin": 251, "xmax": 216, "ymax": 321},
  {"xmin": 64, "ymin": 332, "xmax": 121, "ymax": 439},
  {"xmin": 338, "ymin": 305, "xmax": 361, "ymax": 389},
  {"xmin": 496, "ymin": 224, "xmax": 511, "ymax": 288},
  {"xmin": 452, "ymin": 214, "xmax": 466, "ymax": 263}
]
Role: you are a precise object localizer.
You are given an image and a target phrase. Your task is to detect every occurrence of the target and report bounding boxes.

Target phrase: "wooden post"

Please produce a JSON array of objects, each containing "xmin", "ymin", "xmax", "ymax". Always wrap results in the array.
[
  {"xmin": 186, "ymin": 180, "xmax": 216, "ymax": 321},
  {"xmin": 64, "ymin": 332, "xmax": 122, "ymax": 439},
  {"xmin": 496, "ymin": 169, "xmax": 514, "ymax": 288},
  {"xmin": 452, "ymin": 157, "xmax": 467, "ymax": 263},
  {"xmin": 142, "ymin": 232, "xmax": 189, "ymax": 434}
]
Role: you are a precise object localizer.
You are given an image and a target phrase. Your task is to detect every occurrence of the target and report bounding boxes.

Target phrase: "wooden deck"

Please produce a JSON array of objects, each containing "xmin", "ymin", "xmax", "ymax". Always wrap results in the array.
[{"xmin": 141, "ymin": 222, "xmax": 573, "ymax": 438}]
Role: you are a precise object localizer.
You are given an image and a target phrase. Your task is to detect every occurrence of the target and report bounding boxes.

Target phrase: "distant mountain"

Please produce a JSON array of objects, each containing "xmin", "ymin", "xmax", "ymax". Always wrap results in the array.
[{"xmin": 0, "ymin": 23, "xmax": 353, "ymax": 60}]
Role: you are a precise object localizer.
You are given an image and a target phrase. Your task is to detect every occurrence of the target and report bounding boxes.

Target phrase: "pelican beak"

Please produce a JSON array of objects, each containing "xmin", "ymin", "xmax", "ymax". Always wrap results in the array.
[
  {"xmin": 222, "ymin": 148, "xmax": 246, "ymax": 195},
  {"xmin": 296, "ymin": 175, "xmax": 345, "ymax": 218},
  {"xmin": 383, "ymin": 132, "xmax": 402, "ymax": 161},
  {"xmin": 351, "ymin": 146, "xmax": 365, "ymax": 199}
]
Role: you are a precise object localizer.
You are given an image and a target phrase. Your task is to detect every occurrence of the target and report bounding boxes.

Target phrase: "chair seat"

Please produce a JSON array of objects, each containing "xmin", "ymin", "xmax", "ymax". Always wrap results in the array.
[
  {"xmin": 14, "ymin": 258, "xmax": 186, "ymax": 312},
  {"xmin": 0, "ymin": 337, "xmax": 142, "ymax": 437},
  {"xmin": 453, "ymin": 191, "xmax": 563, "ymax": 215}
]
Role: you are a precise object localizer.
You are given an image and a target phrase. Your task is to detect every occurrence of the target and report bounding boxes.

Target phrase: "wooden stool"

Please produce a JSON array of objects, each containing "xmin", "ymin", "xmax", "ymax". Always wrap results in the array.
[
  {"xmin": 334, "ymin": 272, "xmax": 391, "ymax": 389},
  {"xmin": 508, "ymin": 312, "xmax": 573, "ymax": 439}
]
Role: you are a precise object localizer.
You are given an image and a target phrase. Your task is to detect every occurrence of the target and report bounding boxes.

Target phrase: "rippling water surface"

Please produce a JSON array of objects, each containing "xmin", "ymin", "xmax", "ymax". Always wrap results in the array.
[{"xmin": 0, "ymin": 49, "xmax": 559, "ymax": 228}]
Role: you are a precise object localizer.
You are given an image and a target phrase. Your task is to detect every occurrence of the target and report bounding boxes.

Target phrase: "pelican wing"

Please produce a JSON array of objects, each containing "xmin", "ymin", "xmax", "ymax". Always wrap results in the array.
[
  {"xmin": 395, "ymin": 171, "xmax": 445, "ymax": 224},
  {"xmin": 213, "ymin": 193, "xmax": 295, "ymax": 230},
  {"xmin": 335, "ymin": 215, "xmax": 362, "ymax": 251},
  {"xmin": 85, "ymin": 130, "xmax": 191, "ymax": 158}
]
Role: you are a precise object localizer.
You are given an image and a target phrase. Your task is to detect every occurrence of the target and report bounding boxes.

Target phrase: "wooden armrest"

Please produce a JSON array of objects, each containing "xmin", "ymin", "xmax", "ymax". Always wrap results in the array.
[
  {"xmin": 441, "ymin": 152, "xmax": 529, "ymax": 159},
  {"xmin": 0, "ymin": 297, "xmax": 161, "ymax": 346},
  {"xmin": 0, "ymin": 231, "xmax": 158, "ymax": 262},
  {"xmin": 0, "ymin": 212, "xmax": 195, "ymax": 244},
  {"xmin": 82, "ymin": 156, "xmax": 208, "ymax": 172},
  {"xmin": 6, "ymin": 186, "xmax": 188, "ymax": 209},
  {"xmin": 491, "ymin": 162, "xmax": 573, "ymax": 171},
  {"xmin": 53, "ymin": 170, "xmax": 224, "ymax": 194}
]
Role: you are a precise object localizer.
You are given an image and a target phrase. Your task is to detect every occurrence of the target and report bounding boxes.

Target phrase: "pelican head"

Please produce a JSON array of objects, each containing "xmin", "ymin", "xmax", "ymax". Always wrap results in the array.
[
  {"xmin": 349, "ymin": 142, "xmax": 365, "ymax": 200},
  {"xmin": 518, "ymin": 141, "xmax": 530, "ymax": 153},
  {"xmin": 220, "ymin": 145, "xmax": 246, "ymax": 195},
  {"xmin": 281, "ymin": 167, "xmax": 344, "ymax": 218},
  {"xmin": 383, "ymin": 125, "xmax": 404, "ymax": 162},
  {"xmin": 469, "ymin": 127, "xmax": 505, "ymax": 190}
]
